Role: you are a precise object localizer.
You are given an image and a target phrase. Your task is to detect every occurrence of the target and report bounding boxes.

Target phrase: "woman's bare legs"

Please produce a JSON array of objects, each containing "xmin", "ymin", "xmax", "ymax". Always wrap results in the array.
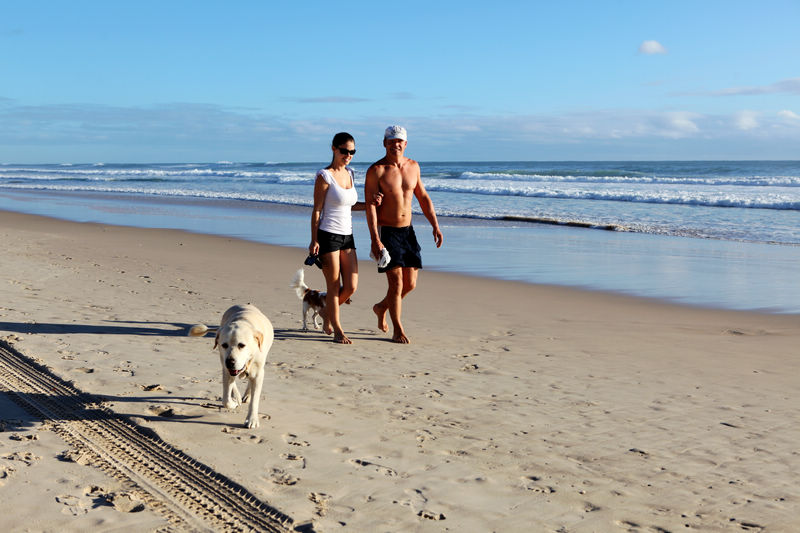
[{"xmin": 322, "ymin": 248, "xmax": 358, "ymax": 344}]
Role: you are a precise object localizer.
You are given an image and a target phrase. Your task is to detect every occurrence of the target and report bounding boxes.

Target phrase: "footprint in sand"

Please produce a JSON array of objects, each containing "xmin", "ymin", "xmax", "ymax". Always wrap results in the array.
[
  {"xmin": 447, "ymin": 449, "xmax": 469, "ymax": 457},
  {"xmin": 415, "ymin": 429, "xmax": 436, "ymax": 446},
  {"xmin": 348, "ymin": 458, "xmax": 398, "ymax": 477},
  {"xmin": 59, "ymin": 449, "xmax": 95, "ymax": 466},
  {"xmin": 0, "ymin": 464, "xmax": 17, "ymax": 486},
  {"xmin": 9, "ymin": 433, "xmax": 39, "ymax": 442},
  {"xmin": 280, "ymin": 453, "xmax": 306, "ymax": 468},
  {"xmin": 236, "ymin": 435, "xmax": 265, "ymax": 444},
  {"xmin": 56, "ymin": 495, "xmax": 89, "ymax": 516},
  {"xmin": 1, "ymin": 334, "xmax": 22, "ymax": 344},
  {"xmin": 582, "ymin": 501, "xmax": 602, "ymax": 512},
  {"xmin": 2, "ymin": 451, "xmax": 41, "ymax": 466},
  {"xmin": 394, "ymin": 488, "xmax": 446, "ymax": 521},
  {"xmin": 308, "ymin": 492, "xmax": 331, "ymax": 516},
  {"xmin": 113, "ymin": 362, "xmax": 136, "ymax": 376},
  {"xmin": 86, "ymin": 486, "xmax": 146, "ymax": 513},
  {"xmin": 418, "ymin": 509, "xmax": 446, "ymax": 520},
  {"xmin": 308, "ymin": 491, "xmax": 355, "ymax": 518},
  {"xmin": 147, "ymin": 405, "xmax": 176, "ymax": 417},
  {"xmin": 267, "ymin": 467, "xmax": 299, "ymax": 486},
  {"xmin": 283, "ymin": 433, "xmax": 310, "ymax": 447},
  {"xmin": 107, "ymin": 491, "xmax": 147, "ymax": 513},
  {"xmin": 521, "ymin": 475, "xmax": 556, "ymax": 494}
]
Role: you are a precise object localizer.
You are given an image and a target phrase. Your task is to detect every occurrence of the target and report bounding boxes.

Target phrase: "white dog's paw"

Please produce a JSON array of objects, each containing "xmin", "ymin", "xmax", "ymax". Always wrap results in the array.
[
  {"xmin": 245, "ymin": 417, "xmax": 259, "ymax": 429},
  {"xmin": 224, "ymin": 399, "xmax": 240, "ymax": 410}
]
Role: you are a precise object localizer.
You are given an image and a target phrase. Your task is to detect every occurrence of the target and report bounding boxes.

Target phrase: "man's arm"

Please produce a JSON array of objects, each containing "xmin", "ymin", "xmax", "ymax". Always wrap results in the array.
[
  {"xmin": 364, "ymin": 164, "xmax": 383, "ymax": 257},
  {"xmin": 413, "ymin": 169, "xmax": 443, "ymax": 248}
]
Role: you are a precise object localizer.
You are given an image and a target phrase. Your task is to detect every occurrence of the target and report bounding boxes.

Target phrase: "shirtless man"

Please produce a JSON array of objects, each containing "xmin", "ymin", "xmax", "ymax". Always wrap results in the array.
[{"xmin": 365, "ymin": 125, "xmax": 443, "ymax": 343}]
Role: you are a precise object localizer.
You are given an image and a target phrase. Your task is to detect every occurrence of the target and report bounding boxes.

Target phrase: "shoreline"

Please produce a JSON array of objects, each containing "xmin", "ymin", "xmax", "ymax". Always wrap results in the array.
[
  {"xmin": 1, "ymin": 191, "xmax": 800, "ymax": 314},
  {"xmin": 1, "ymin": 209, "xmax": 799, "ymax": 531}
]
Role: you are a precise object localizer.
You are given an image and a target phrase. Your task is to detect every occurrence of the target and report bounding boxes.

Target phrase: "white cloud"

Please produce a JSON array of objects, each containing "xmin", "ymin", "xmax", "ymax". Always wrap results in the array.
[
  {"xmin": 4, "ymin": 101, "xmax": 800, "ymax": 162},
  {"xmin": 638, "ymin": 40, "xmax": 667, "ymax": 55},
  {"xmin": 734, "ymin": 111, "xmax": 759, "ymax": 131},
  {"xmin": 712, "ymin": 77, "xmax": 800, "ymax": 96},
  {"xmin": 666, "ymin": 112, "xmax": 700, "ymax": 135}
]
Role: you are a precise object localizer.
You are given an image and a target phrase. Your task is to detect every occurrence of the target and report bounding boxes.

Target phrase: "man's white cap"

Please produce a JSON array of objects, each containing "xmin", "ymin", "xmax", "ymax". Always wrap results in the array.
[{"xmin": 384, "ymin": 125, "xmax": 407, "ymax": 141}]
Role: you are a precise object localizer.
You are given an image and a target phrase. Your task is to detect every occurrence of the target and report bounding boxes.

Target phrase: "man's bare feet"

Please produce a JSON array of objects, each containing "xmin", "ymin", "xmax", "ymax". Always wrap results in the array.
[
  {"xmin": 392, "ymin": 331, "xmax": 410, "ymax": 344},
  {"xmin": 333, "ymin": 332, "xmax": 352, "ymax": 344},
  {"xmin": 373, "ymin": 303, "xmax": 388, "ymax": 332}
]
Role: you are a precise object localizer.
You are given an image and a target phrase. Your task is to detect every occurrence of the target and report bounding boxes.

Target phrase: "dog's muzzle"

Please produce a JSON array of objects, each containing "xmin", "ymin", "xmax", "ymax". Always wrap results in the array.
[{"xmin": 225, "ymin": 358, "xmax": 241, "ymax": 376}]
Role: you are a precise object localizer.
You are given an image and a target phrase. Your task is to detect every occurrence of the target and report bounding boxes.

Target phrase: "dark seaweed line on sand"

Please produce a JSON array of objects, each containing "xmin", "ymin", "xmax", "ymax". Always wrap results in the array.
[{"xmin": 499, "ymin": 215, "xmax": 621, "ymax": 231}]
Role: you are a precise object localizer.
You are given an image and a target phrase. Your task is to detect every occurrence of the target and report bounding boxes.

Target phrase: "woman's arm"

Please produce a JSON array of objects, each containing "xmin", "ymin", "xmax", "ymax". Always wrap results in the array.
[
  {"xmin": 309, "ymin": 174, "xmax": 329, "ymax": 255},
  {"xmin": 352, "ymin": 191, "xmax": 383, "ymax": 211}
]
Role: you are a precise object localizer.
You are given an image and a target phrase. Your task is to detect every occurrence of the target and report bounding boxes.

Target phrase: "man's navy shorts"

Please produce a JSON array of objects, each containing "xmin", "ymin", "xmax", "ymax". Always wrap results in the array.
[{"xmin": 378, "ymin": 225, "xmax": 422, "ymax": 273}]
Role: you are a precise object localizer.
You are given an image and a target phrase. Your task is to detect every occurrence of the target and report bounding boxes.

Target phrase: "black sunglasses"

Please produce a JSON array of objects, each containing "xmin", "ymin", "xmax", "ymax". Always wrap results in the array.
[{"xmin": 337, "ymin": 147, "xmax": 356, "ymax": 156}]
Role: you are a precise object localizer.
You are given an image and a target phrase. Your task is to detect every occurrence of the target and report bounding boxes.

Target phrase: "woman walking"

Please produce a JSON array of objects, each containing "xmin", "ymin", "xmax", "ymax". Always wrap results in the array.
[{"xmin": 309, "ymin": 132, "xmax": 375, "ymax": 343}]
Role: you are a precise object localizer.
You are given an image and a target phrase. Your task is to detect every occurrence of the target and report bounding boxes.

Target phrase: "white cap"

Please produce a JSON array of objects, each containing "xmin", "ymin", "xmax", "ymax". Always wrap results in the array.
[{"xmin": 384, "ymin": 125, "xmax": 407, "ymax": 141}]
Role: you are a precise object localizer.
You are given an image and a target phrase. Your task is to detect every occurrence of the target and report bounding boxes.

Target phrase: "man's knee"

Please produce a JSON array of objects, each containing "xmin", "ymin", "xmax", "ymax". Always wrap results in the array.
[
  {"xmin": 402, "ymin": 278, "xmax": 416, "ymax": 295},
  {"xmin": 386, "ymin": 270, "xmax": 403, "ymax": 295},
  {"xmin": 402, "ymin": 269, "xmax": 418, "ymax": 294}
]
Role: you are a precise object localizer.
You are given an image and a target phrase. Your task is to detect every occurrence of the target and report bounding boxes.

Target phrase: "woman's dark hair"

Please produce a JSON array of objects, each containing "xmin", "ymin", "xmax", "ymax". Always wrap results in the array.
[{"xmin": 331, "ymin": 132, "xmax": 354, "ymax": 148}]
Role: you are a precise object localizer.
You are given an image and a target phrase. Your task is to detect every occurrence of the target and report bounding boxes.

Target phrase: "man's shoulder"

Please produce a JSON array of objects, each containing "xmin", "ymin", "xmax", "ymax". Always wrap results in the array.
[
  {"xmin": 367, "ymin": 157, "xmax": 384, "ymax": 168},
  {"xmin": 367, "ymin": 157, "xmax": 392, "ymax": 177},
  {"xmin": 403, "ymin": 158, "xmax": 420, "ymax": 170}
]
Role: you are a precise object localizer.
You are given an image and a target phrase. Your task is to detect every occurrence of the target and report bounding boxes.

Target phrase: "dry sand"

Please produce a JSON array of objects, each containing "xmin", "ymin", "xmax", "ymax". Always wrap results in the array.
[{"xmin": 1, "ymin": 209, "xmax": 799, "ymax": 532}]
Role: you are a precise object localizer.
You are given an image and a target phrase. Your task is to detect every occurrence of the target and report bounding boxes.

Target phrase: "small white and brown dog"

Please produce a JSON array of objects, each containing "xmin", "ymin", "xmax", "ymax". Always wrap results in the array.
[
  {"xmin": 290, "ymin": 268, "xmax": 350, "ymax": 331},
  {"xmin": 188, "ymin": 304, "xmax": 273, "ymax": 429}
]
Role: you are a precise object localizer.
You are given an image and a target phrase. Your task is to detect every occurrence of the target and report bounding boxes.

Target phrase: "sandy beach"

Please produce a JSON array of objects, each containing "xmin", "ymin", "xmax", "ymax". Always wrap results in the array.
[{"xmin": 1, "ymin": 209, "xmax": 799, "ymax": 532}]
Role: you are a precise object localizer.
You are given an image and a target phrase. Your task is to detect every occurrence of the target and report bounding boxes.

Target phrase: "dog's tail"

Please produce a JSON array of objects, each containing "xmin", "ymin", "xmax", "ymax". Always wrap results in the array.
[
  {"xmin": 290, "ymin": 268, "xmax": 310, "ymax": 300},
  {"xmin": 188, "ymin": 324, "xmax": 215, "ymax": 337}
]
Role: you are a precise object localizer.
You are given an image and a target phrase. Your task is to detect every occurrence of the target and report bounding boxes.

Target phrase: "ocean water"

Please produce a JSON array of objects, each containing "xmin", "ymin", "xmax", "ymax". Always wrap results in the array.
[{"xmin": 1, "ymin": 160, "xmax": 799, "ymax": 313}]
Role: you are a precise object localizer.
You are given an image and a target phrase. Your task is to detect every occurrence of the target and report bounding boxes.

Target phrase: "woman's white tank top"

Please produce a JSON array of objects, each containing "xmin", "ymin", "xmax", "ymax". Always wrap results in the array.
[{"xmin": 318, "ymin": 167, "xmax": 358, "ymax": 235}]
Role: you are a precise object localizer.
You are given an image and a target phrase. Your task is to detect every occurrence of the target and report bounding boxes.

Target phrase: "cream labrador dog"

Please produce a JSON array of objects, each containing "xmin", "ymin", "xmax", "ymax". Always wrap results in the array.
[{"xmin": 189, "ymin": 304, "xmax": 274, "ymax": 429}]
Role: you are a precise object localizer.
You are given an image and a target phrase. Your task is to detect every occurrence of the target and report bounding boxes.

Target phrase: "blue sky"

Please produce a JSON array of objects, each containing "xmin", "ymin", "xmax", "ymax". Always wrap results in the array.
[{"xmin": 1, "ymin": 1, "xmax": 799, "ymax": 163}]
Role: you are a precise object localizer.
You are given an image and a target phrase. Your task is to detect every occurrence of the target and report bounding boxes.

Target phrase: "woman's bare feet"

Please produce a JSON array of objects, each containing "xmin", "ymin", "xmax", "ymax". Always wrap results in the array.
[
  {"xmin": 392, "ymin": 331, "xmax": 410, "ymax": 344},
  {"xmin": 333, "ymin": 332, "xmax": 352, "ymax": 344},
  {"xmin": 373, "ymin": 303, "xmax": 389, "ymax": 332}
]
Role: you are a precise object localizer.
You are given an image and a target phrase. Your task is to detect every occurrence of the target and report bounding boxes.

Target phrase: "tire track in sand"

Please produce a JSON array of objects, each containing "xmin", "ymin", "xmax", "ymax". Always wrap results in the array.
[{"xmin": 0, "ymin": 340, "xmax": 304, "ymax": 533}]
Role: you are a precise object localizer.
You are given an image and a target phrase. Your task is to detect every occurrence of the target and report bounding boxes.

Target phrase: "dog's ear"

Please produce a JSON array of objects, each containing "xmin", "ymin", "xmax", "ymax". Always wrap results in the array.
[
  {"xmin": 254, "ymin": 331, "xmax": 264, "ymax": 350},
  {"xmin": 213, "ymin": 330, "xmax": 220, "ymax": 350}
]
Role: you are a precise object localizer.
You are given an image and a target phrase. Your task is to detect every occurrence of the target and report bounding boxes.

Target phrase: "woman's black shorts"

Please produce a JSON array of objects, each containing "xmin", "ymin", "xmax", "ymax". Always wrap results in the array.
[{"xmin": 317, "ymin": 229, "xmax": 356, "ymax": 255}]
